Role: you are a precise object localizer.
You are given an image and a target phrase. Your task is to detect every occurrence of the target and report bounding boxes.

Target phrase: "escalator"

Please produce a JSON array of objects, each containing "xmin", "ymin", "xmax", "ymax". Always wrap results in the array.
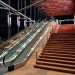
[{"xmin": 1, "ymin": 21, "xmax": 48, "ymax": 66}]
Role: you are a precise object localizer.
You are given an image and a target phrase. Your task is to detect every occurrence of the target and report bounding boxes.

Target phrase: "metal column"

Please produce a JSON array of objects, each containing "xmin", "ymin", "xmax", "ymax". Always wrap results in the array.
[
  {"xmin": 8, "ymin": 0, "xmax": 11, "ymax": 38},
  {"xmin": 24, "ymin": 19, "xmax": 27, "ymax": 28},
  {"xmin": 21, "ymin": 0, "xmax": 22, "ymax": 13},
  {"xmin": 29, "ymin": 0, "xmax": 32, "ymax": 28},
  {"xmin": 30, "ymin": 0, "xmax": 32, "ymax": 19},
  {"xmin": 34, "ymin": 7, "xmax": 36, "ymax": 21},
  {"xmin": 17, "ymin": 16, "xmax": 20, "ymax": 32},
  {"xmin": 24, "ymin": 0, "xmax": 26, "ymax": 15},
  {"xmin": 7, "ymin": 12, "xmax": 11, "ymax": 38},
  {"xmin": 17, "ymin": 0, "xmax": 20, "ymax": 32},
  {"xmin": 24, "ymin": 0, "xmax": 27, "ymax": 29},
  {"xmin": 38, "ymin": 10, "xmax": 39, "ymax": 19}
]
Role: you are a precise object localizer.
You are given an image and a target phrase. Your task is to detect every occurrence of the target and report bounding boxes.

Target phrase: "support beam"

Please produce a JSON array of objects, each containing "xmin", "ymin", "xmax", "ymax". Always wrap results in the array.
[
  {"xmin": 18, "ymin": 0, "xmax": 45, "ymax": 12},
  {"xmin": 60, "ymin": 19, "xmax": 74, "ymax": 22},
  {"xmin": 0, "ymin": 7, "xmax": 9, "ymax": 10},
  {"xmin": 0, "ymin": 0, "xmax": 34, "ymax": 22}
]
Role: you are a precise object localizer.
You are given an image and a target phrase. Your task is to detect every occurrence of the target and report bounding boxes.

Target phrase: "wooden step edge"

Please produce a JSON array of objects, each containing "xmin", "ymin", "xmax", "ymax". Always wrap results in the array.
[
  {"xmin": 39, "ymin": 55, "xmax": 75, "ymax": 61},
  {"xmin": 42, "ymin": 51, "xmax": 75, "ymax": 54},
  {"xmin": 37, "ymin": 58, "xmax": 75, "ymax": 65},
  {"xmin": 41, "ymin": 53, "xmax": 75, "ymax": 58},
  {"xmin": 42, "ymin": 50, "xmax": 75, "ymax": 54},
  {"xmin": 34, "ymin": 64, "xmax": 75, "ymax": 74},
  {"xmin": 36, "ymin": 61, "xmax": 75, "ymax": 69}
]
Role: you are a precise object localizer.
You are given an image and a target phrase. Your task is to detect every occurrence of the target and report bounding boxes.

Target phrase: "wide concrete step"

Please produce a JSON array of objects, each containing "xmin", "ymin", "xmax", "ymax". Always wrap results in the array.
[
  {"xmin": 37, "ymin": 58, "xmax": 75, "ymax": 65},
  {"xmin": 46, "ymin": 42, "xmax": 75, "ymax": 44},
  {"xmin": 51, "ymin": 35, "xmax": 75, "ymax": 37},
  {"xmin": 50, "ymin": 37, "xmax": 75, "ymax": 39},
  {"xmin": 43, "ymin": 48, "xmax": 75, "ymax": 51},
  {"xmin": 36, "ymin": 61, "xmax": 75, "ymax": 69},
  {"xmin": 41, "ymin": 52, "xmax": 75, "ymax": 58},
  {"xmin": 42, "ymin": 50, "xmax": 75, "ymax": 54},
  {"xmin": 51, "ymin": 33, "xmax": 75, "ymax": 36},
  {"xmin": 51, "ymin": 34, "xmax": 75, "ymax": 36},
  {"xmin": 44, "ymin": 46, "xmax": 75, "ymax": 48},
  {"xmin": 45, "ymin": 44, "xmax": 75, "ymax": 47},
  {"xmin": 39, "ymin": 55, "xmax": 75, "ymax": 61},
  {"xmin": 46, "ymin": 42, "xmax": 75, "ymax": 45},
  {"xmin": 44, "ymin": 47, "xmax": 75, "ymax": 49},
  {"xmin": 42, "ymin": 50, "xmax": 75, "ymax": 55},
  {"xmin": 49, "ymin": 39, "xmax": 75, "ymax": 41},
  {"xmin": 34, "ymin": 64, "xmax": 75, "ymax": 74}
]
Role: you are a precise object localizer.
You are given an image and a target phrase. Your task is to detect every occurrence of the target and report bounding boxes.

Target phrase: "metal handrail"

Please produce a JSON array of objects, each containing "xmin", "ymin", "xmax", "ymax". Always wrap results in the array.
[
  {"xmin": 18, "ymin": 0, "xmax": 45, "ymax": 12},
  {"xmin": 33, "ymin": 34, "xmax": 49, "ymax": 63},
  {"xmin": 3, "ymin": 52, "xmax": 19, "ymax": 67},
  {"xmin": 33, "ymin": 28, "xmax": 51, "ymax": 63},
  {"xmin": 59, "ymin": 19, "xmax": 74, "ymax": 22}
]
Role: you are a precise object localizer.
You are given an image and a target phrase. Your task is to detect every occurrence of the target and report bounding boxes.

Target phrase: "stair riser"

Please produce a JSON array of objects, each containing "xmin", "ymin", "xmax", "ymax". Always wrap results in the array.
[
  {"xmin": 43, "ymin": 47, "xmax": 75, "ymax": 49},
  {"xmin": 42, "ymin": 51, "xmax": 75, "ymax": 54},
  {"xmin": 41, "ymin": 53, "xmax": 75, "ymax": 58},
  {"xmin": 49, "ymin": 39, "xmax": 75, "ymax": 40},
  {"xmin": 43, "ymin": 48, "xmax": 75, "ymax": 52},
  {"xmin": 38, "ymin": 59, "xmax": 75, "ymax": 65},
  {"xmin": 45, "ymin": 46, "xmax": 75, "ymax": 47},
  {"xmin": 45, "ymin": 45, "xmax": 75, "ymax": 48},
  {"xmin": 39, "ymin": 56, "xmax": 75, "ymax": 61},
  {"xmin": 36, "ymin": 62, "xmax": 75, "ymax": 69},
  {"xmin": 46, "ymin": 44, "xmax": 75, "ymax": 45},
  {"xmin": 34, "ymin": 65, "xmax": 75, "ymax": 74},
  {"xmin": 46, "ymin": 43, "xmax": 75, "ymax": 44}
]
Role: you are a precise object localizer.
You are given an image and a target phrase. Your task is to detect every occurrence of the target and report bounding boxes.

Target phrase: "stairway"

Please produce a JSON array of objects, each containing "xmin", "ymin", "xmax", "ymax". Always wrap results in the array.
[{"xmin": 34, "ymin": 25, "xmax": 75, "ymax": 74}]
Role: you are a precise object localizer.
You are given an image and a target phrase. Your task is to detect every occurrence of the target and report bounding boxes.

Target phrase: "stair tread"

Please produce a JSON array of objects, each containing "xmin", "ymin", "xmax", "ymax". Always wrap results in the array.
[
  {"xmin": 34, "ymin": 64, "xmax": 75, "ymax": 74},
  {"xmin": 39, "ymin": 55, "xmax": 75, "ymax": 60},
  {"xmin": 36, "ymin": 61, "xmax": 75, "ymax": 69},
  {"xmin": 49, "ymin": 39, "xmax": 75, "ymax": 40},
  {"xmin": 43, "ymin": 50, "xmax": 75, "ymax": 53},
  {"xmin": 38, "ymin": 58, "xmax": 75, "ymax": 65},
  {"xmin": 46, "ymin": 44, "xmax": 75, "ymax": 47},
  {"xmin": 41, "ymin": 52, "xmax": 75, "ymax": 57},
  {"xmin": 44, "ymin": 47, "xmax": 75, "ymax": 49},
  {"xmin": 46, "ymin": 42, "xmax": 75, "ymax": 43},
  {"xmin": 44, "ymin": 47, "xmax": 75, "ymax": 48},
  {"xmin": 43, "ymin": 48, "xmax": 75, "ymax": 50},
  {"xmin": 42, "ymin": 50, "xmax": 75, "ymax": 55}
]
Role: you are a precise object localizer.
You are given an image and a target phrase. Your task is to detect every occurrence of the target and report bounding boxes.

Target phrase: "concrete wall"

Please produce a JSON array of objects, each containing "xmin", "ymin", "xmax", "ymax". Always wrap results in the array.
[{"xmin": 41, "ymin": 0, "xmax": 75, "ymax": 16}]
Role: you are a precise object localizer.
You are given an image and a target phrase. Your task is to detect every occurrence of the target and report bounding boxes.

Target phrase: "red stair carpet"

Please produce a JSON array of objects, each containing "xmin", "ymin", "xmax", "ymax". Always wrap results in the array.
[{"xmin": 34, "ymin": 24, "xmax": 75, "ymax": 74}]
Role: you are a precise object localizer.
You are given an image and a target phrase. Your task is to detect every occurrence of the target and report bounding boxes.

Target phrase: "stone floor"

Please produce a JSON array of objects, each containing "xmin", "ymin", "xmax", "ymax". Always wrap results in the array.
[{"xmin": 4, "ymin": 53, "xmax": 73, "ymax": 75}]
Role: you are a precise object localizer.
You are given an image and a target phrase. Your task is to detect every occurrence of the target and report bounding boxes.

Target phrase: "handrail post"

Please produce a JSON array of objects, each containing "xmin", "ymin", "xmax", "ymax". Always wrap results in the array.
[{"xmin": 36, "ymin": 52, "xmax": 38, "ymax": 63}]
